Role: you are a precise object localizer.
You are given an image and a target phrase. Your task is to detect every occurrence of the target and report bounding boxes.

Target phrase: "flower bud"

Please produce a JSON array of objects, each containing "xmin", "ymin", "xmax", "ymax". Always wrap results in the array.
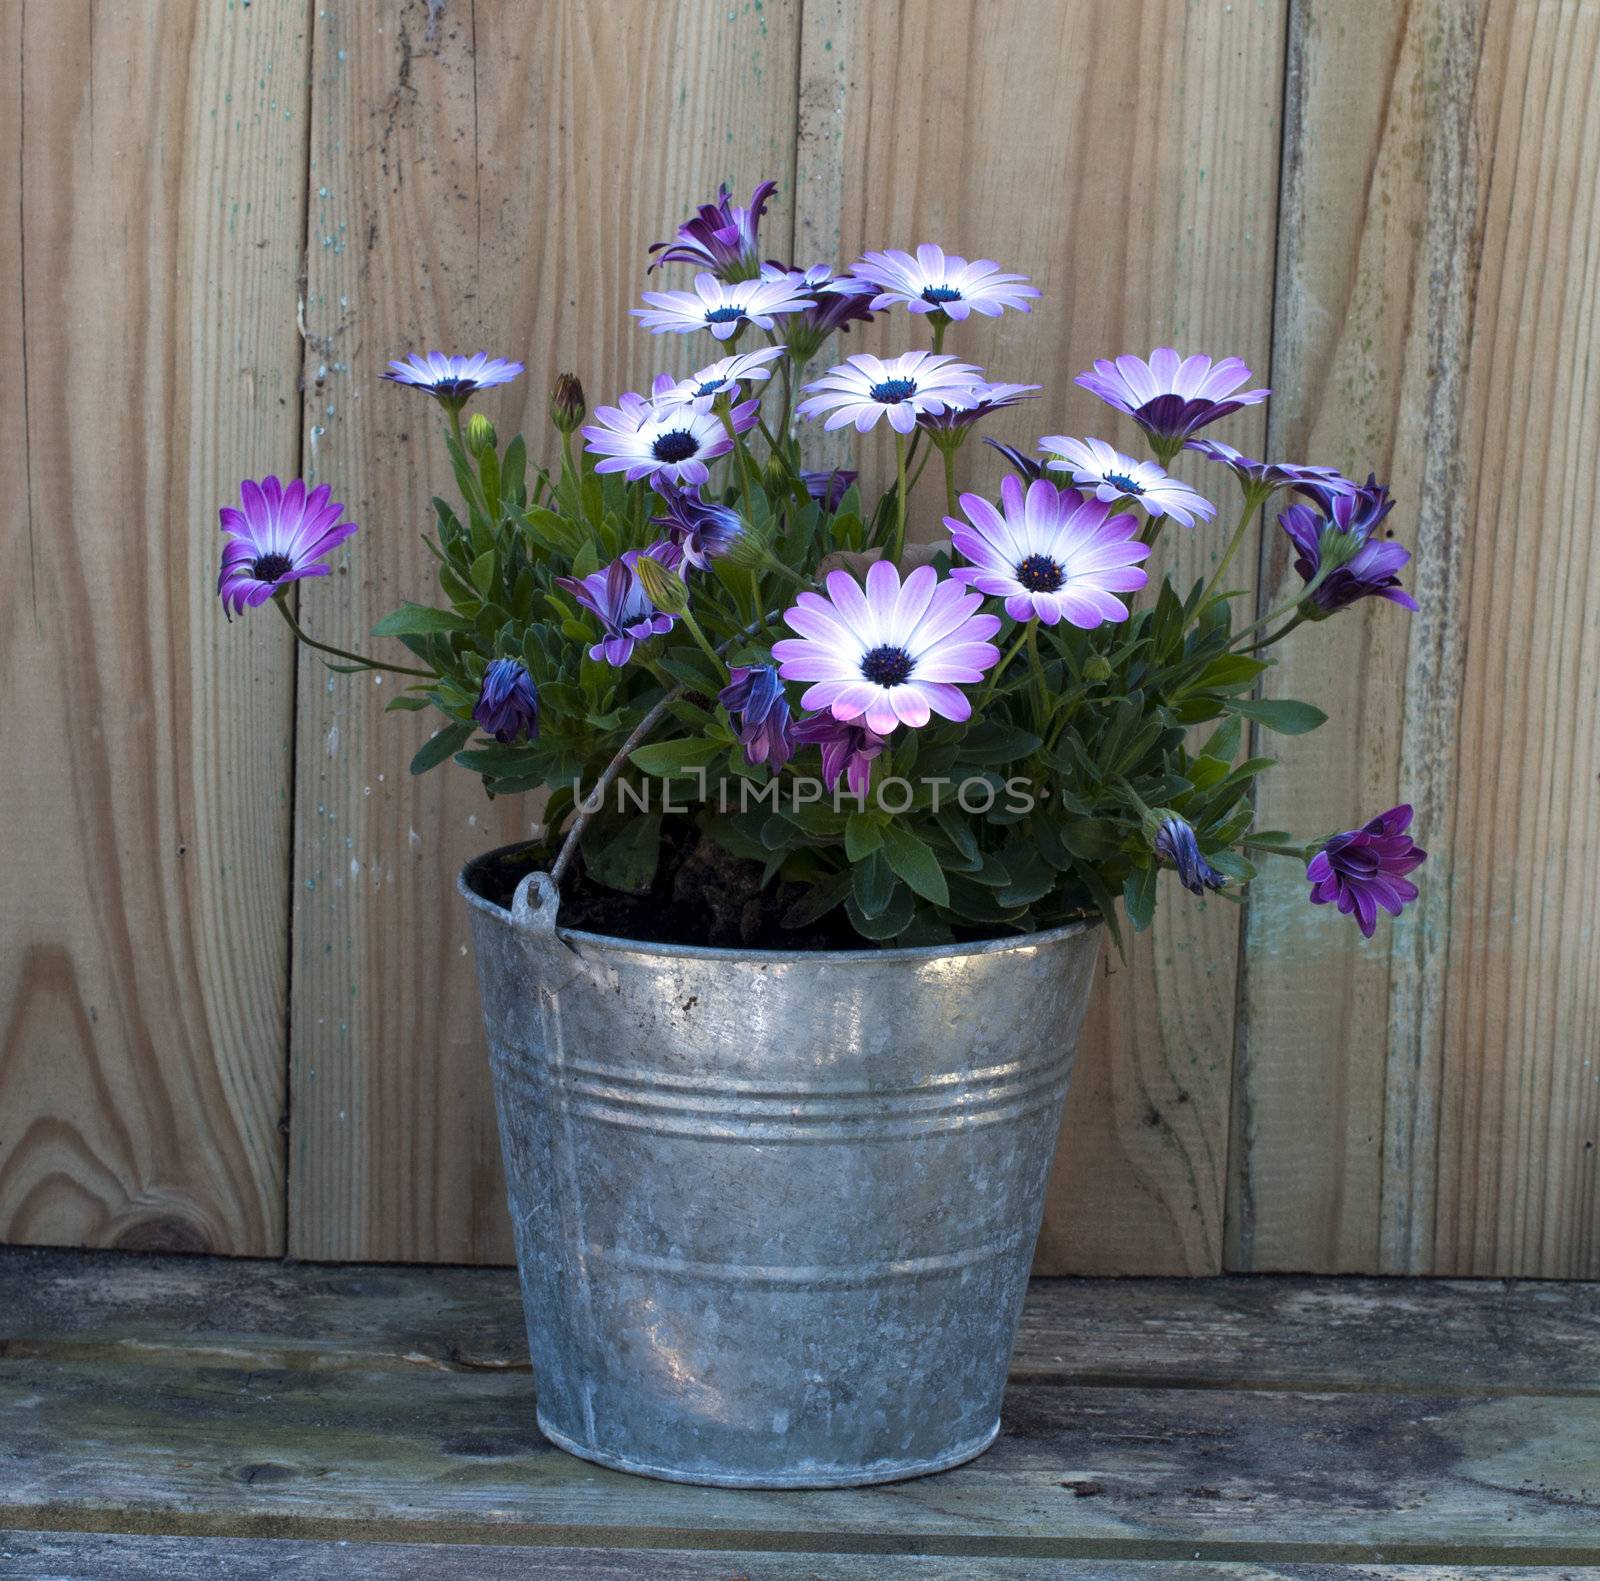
[
  {"xmin": 632, "ymin": 549, "xmax": 690, "ymax": 615},
  {"xmin": 549, "ymin": 372, "xmax": 586, "ymax": 434},
  {"xmin": 1084, "ymin": 654, "xmax": 1113, "ymax": 682},
  {"xmin": 465, "ymin": 412, "xmax": 497, "ymax": 456}
]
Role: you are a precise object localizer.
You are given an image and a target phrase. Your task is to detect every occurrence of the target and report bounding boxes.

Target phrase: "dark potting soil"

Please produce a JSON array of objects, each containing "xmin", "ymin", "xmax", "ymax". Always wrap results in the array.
[{"xmin": 465, "ymin": 818, "xmax": 865, "ymax": 950}]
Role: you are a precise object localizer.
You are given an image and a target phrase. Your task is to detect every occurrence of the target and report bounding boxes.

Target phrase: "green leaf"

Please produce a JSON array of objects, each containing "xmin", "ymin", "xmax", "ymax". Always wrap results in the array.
[
  {"xmin": 372, "ymin": 603, "xmax": 473, "ymax": 638},
  {"xmin": 844, "ymin": 814, "xmax": 885, "ymax": 863},
  {"xmin": 1229, "ymin": 697, "xmax": 1328, "ymax": 735},
  {"xmin": 1123, "ymin": 863, "xmax": 1158, "ymax": 932},
  {"xmin": 1208, "ymin": 849, "xmax": 1258, "ymax": 883},
  {"xmin": 878, "ymin": 823, "xmax": 950, "ymax": 908},
  {"xmin": 1206, "ymin": 713, "xmax": 1243, "ymax": 764},
  {"xmin": 583, "ymin": 813, "xmax": 661, "ymax": 893},
  {"xmin": 470, "ymin": 549, "xmax": 497, "ymax": 599},
  {"xmin": 845, "ymin": 885, "xmax": 915, "ymax": 940},
  {"xmin": 629, "ymin": 738, "xmax": 726, "ymax": 777},
  {"xmin": 851, "ymin": 851, "xmax": 896, "ymax": 919},
  {"xmin": 409, "ymin": 719, "xmax": 473, "ymax": 775},
  {"xmin": 384, "ymin": 694, "xmax": 432, "ymax": 713},
  {"xmin": 781, "ymin": 869, "xmax": 853, "ymax": 930}
]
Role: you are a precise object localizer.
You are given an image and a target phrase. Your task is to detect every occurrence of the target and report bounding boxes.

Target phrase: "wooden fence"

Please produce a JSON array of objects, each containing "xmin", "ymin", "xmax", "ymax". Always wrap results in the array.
[{"xmin": 4, "ymin": 0, "xmax": 1597, "ymax": 1276}]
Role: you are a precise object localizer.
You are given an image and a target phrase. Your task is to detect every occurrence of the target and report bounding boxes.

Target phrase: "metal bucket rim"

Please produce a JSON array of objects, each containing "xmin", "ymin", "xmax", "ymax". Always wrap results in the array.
[{"xmin": 457, "ymin": 840, "xmax": 1102, "ymax": 966}]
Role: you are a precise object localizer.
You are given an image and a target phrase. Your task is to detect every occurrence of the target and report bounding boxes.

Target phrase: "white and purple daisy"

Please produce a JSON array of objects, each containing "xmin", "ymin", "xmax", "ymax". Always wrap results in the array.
[
  {"xmin": 650, "ymin": 482, "xmax": 745, "ymax": 570},
  {"xmin": 1185, "ymin": 439, "xmax": 1354, "ymax": 499},
  {"xmin": 581, "ymin": 378, "xmax": 758, "ymax": 487},
  {"xmin": 473, "ymin": 658, "xmax": 539, "ymax": 744},
  {"xmin": 849, "ymin": 245, "xmax": 1040, "ymax": 320},
  {"xmin": 648, "ymin": 181, "xmax": 777, "ymax": 279},
  {"xmin": 381, "ymin": 351, "xmax": 523, "ymax": 406},
  {"xmin": 554, "ymin": 542, "xmax": 685, "ymax": 667},
  {"xmin": 790, "ymin": 713, "xmax": 889, "ymax": 799},
  {"xmin": 1307, "ymin": 804, "xmax": 1427, "ymax": 938},
  {"xmin": 782, "ymin": 264, "xmax": 878, "ymax": 360},
  {"xmin": 918, "ymin": 380, "xmax": 1041, "ymax": 435},
  {"xmin": 1075, "ymin": 349, "xmax": 1268, "ymax": 450},
  {"xmin": 654, "ymin": 346, "xmax": 785, "ymax": 409},
  {"xmin": 796, "ymin": 351, "xmax": 984, "ymax": 436},
  {"xmin": 719, "ymin": 665, "xmax": 795, "ymax": 771},
  {"xmin": 634, "ymin": 270, "xmax": 812, "ymax": 341},
  {"xmin": 218, "ymin": 476, "xmax": 359, "ymax": 617},
  {"xmin": 947, "ymin": 476, "xmax": 1151, "ymax": 627},
  {"xmin": 1280, "ymin": 476, "xmax": 1417, "ymax": 616},
  {"xmin": 772, "ymin": 561, "xmax": 1002, "ymax": 734},
  {"xmin": 1038, "ymin": 435, "xmax": 1216, "ymax": 528}
]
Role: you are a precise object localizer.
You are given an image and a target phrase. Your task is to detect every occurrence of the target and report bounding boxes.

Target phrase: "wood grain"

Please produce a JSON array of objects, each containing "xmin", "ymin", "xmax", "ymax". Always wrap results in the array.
[
  {"xmin": 6, "ymin": 1248, "xmax": 1600, "ymax": 1396},
  {"xmin": 1231, "ymin": 0, "xmax": 1600, "ymax": 1275},
  {"xmin": 791, "ymin": 0, "xmax": 1286, "ymax": 1274},
  {"xmin": 0, "ymin": 1, "xmax": 307, "ymax": 1253},
  {"xmin": 3, "ymin": 1532, "xmax": 1584, "ymax": 1581},
  {"xmin": 289, "ymin": 0, "xmax": 804, "ymax": 1260},
  {"xmin": 4, "ymin": 1358, "xmax": 1599, "ymax": 1560}
]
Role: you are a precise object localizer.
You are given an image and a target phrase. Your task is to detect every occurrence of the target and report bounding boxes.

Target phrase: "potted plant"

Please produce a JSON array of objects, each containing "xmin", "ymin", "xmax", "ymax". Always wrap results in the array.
[{"xmin": 218, "ymin": 180, "xmax": 1425, "ymax": 1488}]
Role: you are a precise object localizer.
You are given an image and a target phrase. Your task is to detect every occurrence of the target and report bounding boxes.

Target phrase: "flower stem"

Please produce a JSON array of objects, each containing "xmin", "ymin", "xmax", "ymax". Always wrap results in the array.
[
  {"xmin": 942, "ymin": 445, "xmax": 959, "ymax": 522},
  {"xmin": 1229, "ymin": 566, "xmax": 1330, "ymax": 650},
  {"xmin": 1025, "ymin": 618, "xmax": 1049, "ymax": 719},
  {"xmin": 931, "ymin": 314, "xmax": 948, "ymax": 354},
  {"xmin": 891, "ymin": 431, "xmax": 909, "ymax": 565},
  {"xmin": 975, "ymin": 624, "xmax": 1032, "ymax": 711},
  {"xmin": 273, "ymin": 594, "xmax": 435, "ymax": 679},
  {"xmin": 679, "ymin": 608, "xmax": 729, "ymax": 681},
  {"xmin": 1238, "ymin": 612, "xmax": 1307, "ymax": 653},
  {"xmin": 1197, "ymin": 486, "xmax": 1268, "ymax": 610},
  {"xmin": 720, "ymin": 408, "xmax": 758, "ymax": 522}
]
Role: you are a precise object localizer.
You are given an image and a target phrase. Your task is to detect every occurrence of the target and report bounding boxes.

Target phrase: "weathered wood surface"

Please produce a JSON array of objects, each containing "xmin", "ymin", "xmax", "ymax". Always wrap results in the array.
[
  {"xmin": 289, "ymin": 0, "xmax": 804, "ymax": 1265},
  {"xmin": 4, "ymin": 1359, "xmax": 1599, "ymax": 1559},
  {"xmin": 1233, "ymin": 0, "xmax": 1600, "ymax": 1276},
  {"xmin": 792, "ymin": 0, "xmax": 1288, "ymax": 1277},
  {"xmin": 5, "ymin": 1250, "xmax": 1598, "ymax": 1397},
  {"xmin": 2, "ymin": 1533, "xmax": 1588, "ymax": 1581},
  {"xmin": 0, "ymin": 0, "xmax": 305, "ymax": 1254}
]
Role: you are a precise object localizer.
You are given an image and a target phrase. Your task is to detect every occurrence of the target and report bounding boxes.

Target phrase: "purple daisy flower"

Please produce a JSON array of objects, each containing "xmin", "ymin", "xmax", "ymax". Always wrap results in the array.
[
  {"xmin": 381, "ymin": 351, "xmax": 524, "ymax": 407},
  {"xmin": 655, "ymin": 346, "xmax": 785, "ymax": 409},
  {"xmin": 1307, "ymin": 804, "xmax": 1427, "ymax": 938},
  {"xmin": 796, "ymin": 351, "xmax": 984, "ymax": 436},
  {"xmin": 554, "ymin": 542, "xmax": 685, "ymax": 667},
  {"xmin": 1185, "ymin": 438, "xmax": 1354, "ymax": 498},
  {"xmin": 1039, "ymin": 435, "xmax": 1216, "ymax": 528},
  {"xmin": 781, "ymin": 265, "xmax": 878, "ymax": 359},
  {"xmin": 1279, "ymin": 476, "xmax": 1417, "ymax": 617},
  {"xmin": 947, "ymin": 476, "xmax": 1151, "ymax": 628},
  {"xmin": 719, "ymin": 665, "xmax": 795, "ymax": 771},
  {"xmin": 218, "ymin": 476, "xmax": 359, "ymax": 616},
  {"xmin": 849, "ymin": 245, "xmax": 1040, "ymax": 320},
  {"xmin": 791, "ymin": 713, "xmax": 888, "ymax": 799},
  {"xmin": 1154, "ymin": 816, "xmax": 1226, "ymax": 896},
  {"xmin": 648, "ymin": 181, "xmax": 778, "ymax": 279},
  {"xmin": 800, "ymin": 468, "xmax": 859, "ymax": 512},
  {"xmin": 473, "ymin": 658, "xmax": 539, "ymax": 744},
  {"xmin": 917, "ymin": 381, "xmax": 1042, "ymax": 435},
  {"xmin": 1076, "ymin": 349, "xmax": 1269, "ymax": 448},
  {"xmin": 651, "ymin": 482, "xmax": 744, "ymax": 570},
  {"xmin": 984, "ymin": 437, "xmax": 1049, "ymax": 482},
  {"xmin": 581, "ymin": 378, "xmax": 758, "ymax": 487},
  {"xmin": 634, "ymin": 270, "xmax": 812, "ymax": 342},
  {"xmin": 772, "ymin": 560, "xmax": 1002, "ymax": 735}
]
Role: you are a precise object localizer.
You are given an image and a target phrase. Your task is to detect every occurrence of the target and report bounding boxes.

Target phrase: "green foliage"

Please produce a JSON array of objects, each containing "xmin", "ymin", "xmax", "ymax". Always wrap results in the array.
[{"xmin": 360, "ymin": 382, "xmax": 1333, "ymax": 953}]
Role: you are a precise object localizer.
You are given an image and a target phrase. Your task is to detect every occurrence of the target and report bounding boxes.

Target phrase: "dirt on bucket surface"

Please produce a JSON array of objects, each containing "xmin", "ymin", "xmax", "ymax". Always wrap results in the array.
[{"xmin": 464, "ymin": 818, "xmax": 865, "ymax": 950}]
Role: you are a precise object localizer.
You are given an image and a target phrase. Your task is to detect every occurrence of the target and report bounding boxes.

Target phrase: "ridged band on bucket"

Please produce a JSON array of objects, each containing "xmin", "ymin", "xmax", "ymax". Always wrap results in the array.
[{"xmin": 460, "ymin": 845, "xmax": 1102, "ymax": 1489}]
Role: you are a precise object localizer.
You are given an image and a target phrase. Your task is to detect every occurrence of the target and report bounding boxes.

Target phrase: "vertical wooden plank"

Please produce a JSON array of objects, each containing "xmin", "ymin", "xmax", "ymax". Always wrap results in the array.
[
  {"xmin": 795, "ymin": 0, "xmax": 1286, "ymax": 1273},
  {"xmin": 0, "ymin": 1, "xmax": 307, "ymax": 1252},
  {"xmin": 1232, "ymin": 0, "xmax": 1600, "ymax": 1275},
  {"xmin": 291, "ymin": 0, "xmax": 803, "ymax": 1261}
]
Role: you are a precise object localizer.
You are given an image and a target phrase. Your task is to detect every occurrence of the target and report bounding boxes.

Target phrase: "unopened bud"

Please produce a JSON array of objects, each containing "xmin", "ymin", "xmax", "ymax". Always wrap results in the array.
[
  {"xmin": 632, "ymin": 551, "xmax": 690, "ymax": 615},
  {"xmin": 465, "ymin": 412, "xmax": 497, "ymax": 456},
  {"xmin": 1084, "ymin": 654, "xmax": 1113, "ymax": 682},
  {"xmin": 550, "ymin": 372, "xmax": 586, "ymax": 434}
]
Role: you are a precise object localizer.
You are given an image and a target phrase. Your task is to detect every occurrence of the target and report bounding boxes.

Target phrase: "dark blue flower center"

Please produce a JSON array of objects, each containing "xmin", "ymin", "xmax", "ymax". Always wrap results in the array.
[
  {"xmin": 870, "ymin": 378, "xmax": 917, "ymax": 404},
  {"xmin": 652, "ymin": 429, "xmax": 700, "ymax": 463},
  {"xmin": 860, "ymin": 644, "xmax": 915, "ymax": 687},
  {"xmin": 1015, "ymin": 554, "xmax": 1065, "ymax": 593},
  {"xmin": 1104, "ymin": 471, "xmax": 1144, "ymax": 495},
  {"xmin": 704, "ymin": 305, "xmax": 745, "ymax": 324},
  {"xmin": 428, "ymin": 378, "xmax": 477, "ymax": 399},
  {"xmin": 251, "ymin": 551, "xmax": 295, "ymax": 583},
  {"xmin": 921, "ymin": 284, "xmax": 963, "ymax": 304},
  {"xmin": 693, "ymin": 379, "xmax": 722, "ymax": 396}
]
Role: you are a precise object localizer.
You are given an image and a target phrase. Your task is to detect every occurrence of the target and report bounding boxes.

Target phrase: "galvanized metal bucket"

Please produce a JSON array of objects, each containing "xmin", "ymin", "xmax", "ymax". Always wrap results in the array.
[{"xmin": 459, "ymin": 844, "xmax": 1101, "ymax": 1489}]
